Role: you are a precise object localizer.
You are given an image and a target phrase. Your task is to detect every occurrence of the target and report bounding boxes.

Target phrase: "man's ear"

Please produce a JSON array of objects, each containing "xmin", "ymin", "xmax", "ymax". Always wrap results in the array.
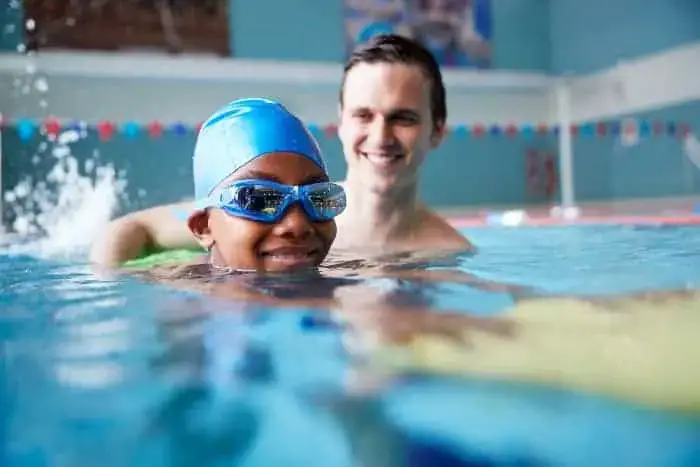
[
  {"xmin": 187, "ymin": 210, "xmax": 215, "ymax": 250},
  {"xmin": 336, "ymin": 103, "xmax": 345, "ymax": 139},
  {"xmin": 430, "ymin": 120, "xmax": 447, "ymax": 148}
]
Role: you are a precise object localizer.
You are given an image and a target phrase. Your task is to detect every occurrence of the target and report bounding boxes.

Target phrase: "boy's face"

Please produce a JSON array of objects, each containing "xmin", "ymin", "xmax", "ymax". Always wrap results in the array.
[{"xmin": 188, "ymin": 152, "xmax": 337, "ymax": 272}]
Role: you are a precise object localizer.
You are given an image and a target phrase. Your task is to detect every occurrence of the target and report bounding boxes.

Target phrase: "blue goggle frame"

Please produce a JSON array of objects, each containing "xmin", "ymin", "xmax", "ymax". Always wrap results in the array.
[{"xmin": 196, "ymin": 179, "xmax": 347, "ymax": 223}]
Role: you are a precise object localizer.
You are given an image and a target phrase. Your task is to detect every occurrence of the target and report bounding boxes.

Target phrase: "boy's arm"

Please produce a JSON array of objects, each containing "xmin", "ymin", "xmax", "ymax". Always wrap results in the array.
[{"xmin": 89, "ymin": 201, "xmax": 199, "ymax": 266}]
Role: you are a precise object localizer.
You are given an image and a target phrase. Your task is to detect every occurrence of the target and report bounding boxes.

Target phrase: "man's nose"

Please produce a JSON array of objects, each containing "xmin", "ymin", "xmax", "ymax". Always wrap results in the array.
[{"xmin": 367, "ymin": 118, "xmax": 395, "ymax": 146}]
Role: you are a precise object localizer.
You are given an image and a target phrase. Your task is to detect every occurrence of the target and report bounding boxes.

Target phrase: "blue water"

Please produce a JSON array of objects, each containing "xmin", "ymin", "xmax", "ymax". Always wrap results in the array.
[{"xmin": 2, "ymin": 224, "xmax": 700, "ymax": 467}]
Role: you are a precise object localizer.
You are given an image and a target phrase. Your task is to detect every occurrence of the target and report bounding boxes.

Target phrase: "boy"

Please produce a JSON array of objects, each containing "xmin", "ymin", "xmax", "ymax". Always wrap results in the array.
[{"xmin": 182, "ymin": 97, "xmax": 344, "ymax": 272}]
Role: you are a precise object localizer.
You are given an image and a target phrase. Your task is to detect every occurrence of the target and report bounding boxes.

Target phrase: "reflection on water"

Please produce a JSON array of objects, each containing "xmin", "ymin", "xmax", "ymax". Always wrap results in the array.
[{"xmin": 4, "ymin": 225, "xmax": 700, "ymax": 466}]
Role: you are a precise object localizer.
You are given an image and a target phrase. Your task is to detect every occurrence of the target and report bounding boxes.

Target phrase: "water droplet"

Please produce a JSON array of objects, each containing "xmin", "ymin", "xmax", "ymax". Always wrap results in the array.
[
  {"xmin": 14, "ymin": 217, "xmax": 31, "ymax": 235},
  {"xmin": 16, "ymin": 43, "xmax": 26, "ymax": 53},
  {"xmin": 25, "ymin": 19, "xmax": 36, "ymax": 31},
  {"xmin": 14, "ymin": 181, "xmax": 31, "ymax": 198},
  {"xmin": 58, "ymin": 130, "xmax": 81, "ymax": 145},
  {"xmin": 35, "ymin": 77, "xmax": 49, "ymax": 92},
  {"xmin": 53, "ymin": 146, "xmax": 71, "ymax": 159}
]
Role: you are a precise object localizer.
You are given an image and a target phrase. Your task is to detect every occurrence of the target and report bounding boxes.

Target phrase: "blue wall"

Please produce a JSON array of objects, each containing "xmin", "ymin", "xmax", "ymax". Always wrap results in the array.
[
  {"xmin": 0, "ymin": 0, "xmax": 23, "ymax": 51},
  {"xmin": 2, "ymin": 0, "xmax": 550, "ymax": 71},
  {"xmin": 550, "ymin": 0, "xmax": 700, "ymax": 75},
  {"xmin": 420, "ymin": 131, "xmax": 555, "ymax": 207},
  {"xmin": 491, "ymin": 0, "xmax": 550, "ymax": 71},
  {"xmin": 573, "ymin": 100, "xmax": 700, "ymax": 201},
  {"xmin": 229, "ymin": 0, "xmax": 344, "ymax": 63},
  {"xmin": 231, "ymin": 0, "xmax": 551, "ymax": 71},
  {"xmin": 2, "ymin": 99, "xmax": 698, "ymax": 229},
  {"xmin": 2, "ymin": 0, "xmax": 700, "ymax": 230},
  {"xmin": 0, "ymin": 125, "xmax": 553, "ymax": 229},
  {"xmin": 4, "ymin": 1, "xmax": 700, "ymax": 74}
]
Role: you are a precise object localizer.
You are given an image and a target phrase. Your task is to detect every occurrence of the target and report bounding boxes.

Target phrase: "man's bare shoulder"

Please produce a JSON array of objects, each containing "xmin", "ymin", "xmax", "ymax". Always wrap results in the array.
[{"xmin": 417, "ymin": 207, "xmax": 474, "ymax": 251}]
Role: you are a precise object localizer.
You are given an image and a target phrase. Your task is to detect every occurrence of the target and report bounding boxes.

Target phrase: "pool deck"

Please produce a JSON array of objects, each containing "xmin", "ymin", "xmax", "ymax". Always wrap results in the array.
[{"xmin": 441, "ymin": 196, "xmax": 700, "ymax": 228}]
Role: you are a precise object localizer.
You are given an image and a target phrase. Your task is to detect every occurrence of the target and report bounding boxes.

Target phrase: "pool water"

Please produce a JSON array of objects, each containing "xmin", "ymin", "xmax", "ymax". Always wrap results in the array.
[{"xmin": 2, "ymin": 224, "xmax": 700, "ymax": 467}]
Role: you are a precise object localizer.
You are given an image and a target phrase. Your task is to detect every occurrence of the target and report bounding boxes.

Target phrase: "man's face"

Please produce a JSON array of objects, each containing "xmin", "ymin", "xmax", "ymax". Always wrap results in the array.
[{"xmin": 338, "ymin": 62, "xmax": 444, "ymax": 195}]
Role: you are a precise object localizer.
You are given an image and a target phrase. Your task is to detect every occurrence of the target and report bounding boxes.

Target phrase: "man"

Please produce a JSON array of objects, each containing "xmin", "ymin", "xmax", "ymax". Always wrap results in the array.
[{"xmin": 89, "ymin": 34, "xmax": 471, "ymax": 266}]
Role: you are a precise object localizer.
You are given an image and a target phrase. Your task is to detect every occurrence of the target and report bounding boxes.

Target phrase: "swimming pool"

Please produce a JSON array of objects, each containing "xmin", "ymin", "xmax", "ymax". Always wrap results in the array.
[{"xmin": 2, "ymin": 224, "xmax": 700, "ymax": 467}]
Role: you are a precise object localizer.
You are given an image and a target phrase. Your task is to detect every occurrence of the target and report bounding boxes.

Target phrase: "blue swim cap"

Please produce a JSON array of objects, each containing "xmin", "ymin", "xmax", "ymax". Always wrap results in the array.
[{"xmin": 193, "ymin": 98, "xmax": 327, "ymax": 199}]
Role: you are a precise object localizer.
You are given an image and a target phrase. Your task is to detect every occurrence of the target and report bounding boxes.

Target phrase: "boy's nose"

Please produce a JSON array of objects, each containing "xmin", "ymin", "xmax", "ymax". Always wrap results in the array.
[{"xmin": 273, "ymin": 204, "xmax": 314, "ymax": 239}]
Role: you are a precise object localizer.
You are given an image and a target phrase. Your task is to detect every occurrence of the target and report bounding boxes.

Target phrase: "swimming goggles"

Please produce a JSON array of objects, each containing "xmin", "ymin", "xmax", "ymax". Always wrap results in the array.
[{"xmin": 196, "ymin": 179, "xmax": 347, "ymax": 223}]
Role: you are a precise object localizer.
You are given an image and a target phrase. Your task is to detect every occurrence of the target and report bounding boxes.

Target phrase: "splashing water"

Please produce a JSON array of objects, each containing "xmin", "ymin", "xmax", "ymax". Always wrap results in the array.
[
  {"xmin": 2, "ymin": 129, "xmax": 129, "ymax": 259},
  {"xmin": 1, "ymin": 13, "xmax": 130, "ymax": 260}
]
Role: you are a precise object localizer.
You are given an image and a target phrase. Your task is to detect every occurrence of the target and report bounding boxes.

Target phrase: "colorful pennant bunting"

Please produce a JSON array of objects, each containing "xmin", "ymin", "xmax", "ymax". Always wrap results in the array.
[{"xmin": 0, "ymin": 117, "xmax": 693, "ymax": 143}]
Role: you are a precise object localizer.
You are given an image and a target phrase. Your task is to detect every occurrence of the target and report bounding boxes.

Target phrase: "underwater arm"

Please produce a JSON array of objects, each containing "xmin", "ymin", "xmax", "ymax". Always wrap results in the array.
[
  {"xmin": 138, "ymin": 269, "xmax": 342, "ymax": 311},
  {"xmin": 89, "ymin": 201, "xmax": 199, "ymax": 266},
  {"xmin": 360, "ymin": 267, "xmax": 536, "ymax": 297},
  {"xmin": 218, "ymin": 287, "xmax": 515, "ymax": 346},
  {"xmin": 135, "ymin": 268, "xmax": 516, "ymax": 361},
  {"xmin": 144, "ymin": 269, "xmax": 513, "ymax": 339}
]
